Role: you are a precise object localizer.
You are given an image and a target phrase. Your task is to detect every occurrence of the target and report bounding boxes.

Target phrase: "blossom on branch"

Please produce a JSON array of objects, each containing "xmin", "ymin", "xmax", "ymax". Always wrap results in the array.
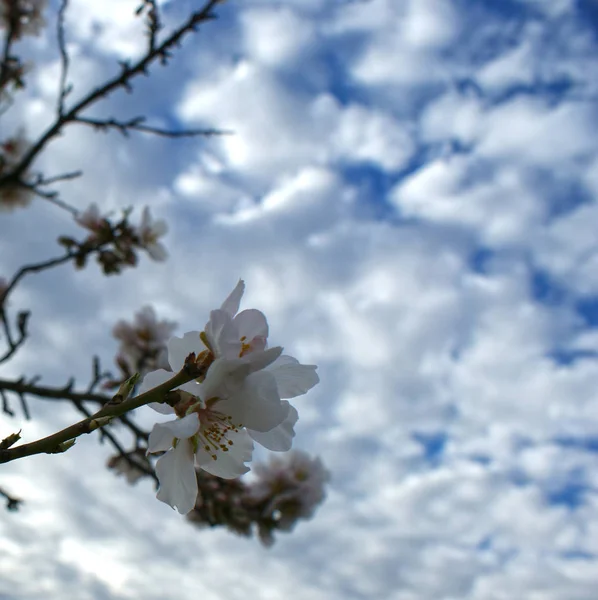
[
  {"xmin": 135, "ymin": 206, "xmax": 167, "ymax": 261},
  {"xmin": 248, "ymin": 450, "xmax": 329, "ymax": 545},
  {"xmin": 0, "ymin": 133, "xmax": 33, "ymax": 211},
  {"xmin": 0, "ymin": 0, "xmax": 47, "ymax": 39},
  {"xmin": 112, "ymin": 305, "xmax": 176, "ymax": 376},
  {"xmin": 75, "ymin": 203, "xmax": 110, "ymax": 237},
  {"xmin": 139, "ymin": 281, "xmax": 319, "ymax": 514}
]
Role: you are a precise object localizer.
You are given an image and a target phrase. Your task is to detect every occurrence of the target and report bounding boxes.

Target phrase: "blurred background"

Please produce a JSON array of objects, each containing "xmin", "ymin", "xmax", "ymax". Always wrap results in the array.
[{"xmin": 1, "ymin": 0, "xmax": 598, "ymax": 598}]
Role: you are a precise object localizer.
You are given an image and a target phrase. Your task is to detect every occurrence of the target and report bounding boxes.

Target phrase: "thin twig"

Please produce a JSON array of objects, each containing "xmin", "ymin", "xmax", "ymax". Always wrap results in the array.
[
  {"xmin": 0, "ymin": 486, "xmax": 22, "ymax": 511},
  {"xmin": 34, "ymin": 170, "xmax": 83, "ymax": 187},
  {"xmin": 74, "ymin": 116, "xmax": 230, "ymax": 138},
  {"xmin": 0, "ymin": 311, "xmax": 29, "ymax": 365},
  {"xmin": 135, "ymin": 0, "xmax": 162, "ymax": 53},
  {"xmin": 1, "ymin": 389, "xmax": 14, "ymax": 416},
  {"xmin": 0, "ymin": 251, "xmax": 78, "ymax": 307},
  {"xmin": 56, "ymin": 0, "xmax": 71, "ymax": 117}
]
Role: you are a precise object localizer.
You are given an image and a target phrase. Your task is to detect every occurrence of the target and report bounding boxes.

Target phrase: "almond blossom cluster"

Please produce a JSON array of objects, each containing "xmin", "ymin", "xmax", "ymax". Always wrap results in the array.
[
  {"xmin": 61, "ymin": 204, "xmax": 168, "ymax": 274},
  {"xmin": 138, "ymin": 280, "xmax": 319, "ymax": 514},
  {"xmin": 247, "ymin": 450, "xmax": 329, "ymax": 545},
  {"xmin": 0, "ymin": 0, "xmax": 47, "ymax": 40},
  {"xmin": 111, "ymin": 305, "xmax": 175, "ymax": 381},
  {"xmin": 0, "ymin": 133, "xmax": 33, "ymax": 211}
]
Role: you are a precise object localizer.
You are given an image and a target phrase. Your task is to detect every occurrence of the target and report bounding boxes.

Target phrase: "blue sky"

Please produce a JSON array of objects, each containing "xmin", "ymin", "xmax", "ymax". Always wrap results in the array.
[{"xmin": 1, "ymin": 0, "xmax": 598, "ymax": 598}]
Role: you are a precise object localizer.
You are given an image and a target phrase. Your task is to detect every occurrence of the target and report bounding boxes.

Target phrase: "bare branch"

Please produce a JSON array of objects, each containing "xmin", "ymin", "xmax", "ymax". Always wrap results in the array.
[
  {"xmin": 56, "ymin": 0, "xmax": 71, "ymax": 117},
  {"xmin": 73, "ymin": 116, "xmax": 230, "ymax": 138},
  {"xmin": 135, "ymin": 0, "xmax": 162, "ymax": 53},
  {"xmin": 0, "ymin": 364, "xmax": 203, "ymax": 464},
  {"xmin": 0, "ymin": 4, "xmax": 20, "ymax": 94},
  {"xmin": 1, "ymin": 388, "xmax": 14, "ymax": 416},
  {"xmin": 0, "ymin": 486, "xmax": 22, "ymax": 511},
  {"xmin": 0, "ymin": 310, "xmax": 30, "ymax": 365},
  {"xmin": 0, "ymin": 251, "xmax": 78, "ymax": 307}
]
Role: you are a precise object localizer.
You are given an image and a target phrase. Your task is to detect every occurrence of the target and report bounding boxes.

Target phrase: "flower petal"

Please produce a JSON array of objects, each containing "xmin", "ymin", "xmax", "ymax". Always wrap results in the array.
[
  {"xmin": 155, "ymin": 440, "xmax": 198, "ymax": 514},
  {"xmin": 216, "ymin": 371, "xmax": 287, "ymax": 432},
  {"xmin": 167, "ymin": 331, "xmax": 202, "ymax": 371},
  {"xmin": 147, "ymin": 401, "xmax": 175, "ymax": 415},
  {"xmin": 242, "ymin": 346, "xmax": 283, "ymax": 373},
  {"xmin": 147, "ymin": 414, "xmax": 200, "ymax": 453},
  {"xmin": 233, "ymin": 309, "xmax": 269, "ymax": 342},
  {"xmin": 267, "ymin": 356, "xmax": 319, "ymax": 398},
  {"xmin": 248, "ymin": 401, "xmax": 298, "ymax": 451},
  {"xmin": 220, "ymin": 279, "xmax": 245, "ymax": 316},
  {"xmin": 179, "ymin": 380, "xmax": 201, "ymax": 395},
  {"xmin": 137, "ymin": 369, "xmax": 172, "ymax": 396},
  {"xmin": 147, "ymin": 242, "xmax": 168, "ymax": 261},
  {"xmin": 196, "ymin": 428, "xmax": 253, "ymax": 479},
  {"xmin": 204, "ymin": 309, "xmax": 232, "ymax": 354}
]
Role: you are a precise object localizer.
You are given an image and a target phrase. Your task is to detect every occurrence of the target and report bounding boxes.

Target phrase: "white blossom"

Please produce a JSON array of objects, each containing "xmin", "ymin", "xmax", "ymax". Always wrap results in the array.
[
  {"xmin": 75, "ymin": 202, "xmax": 106, "ymax": 234},
  {"xmin": 250, "ymin": 450, "xmax": 330, "ymax": 529},
  {"xmin": 0, "ymin": 0, "xmax": 47, "ymax": 39},
  {"xmin": 136, "ymin": 206, "xmax": 167, "ymax": 261},
  {"xmin": 113, "ymin": 305, "xmax": 175, "ymax": 374},
  {"xmin": 140, "ymin": 281, "xmax": 319, "ymax": 514},
  {"xmin": 201, "ymin": 280, "xmax": 319, "ymax": 449}
]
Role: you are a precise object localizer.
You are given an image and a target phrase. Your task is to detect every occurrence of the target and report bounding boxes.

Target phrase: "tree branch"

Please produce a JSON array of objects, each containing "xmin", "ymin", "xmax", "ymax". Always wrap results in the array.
[
  {"xmin": 0, "ymin": 359, "xmax": 204, "ymax": 464},
  {"xmin": 56, "ymin": 0, "xmax": 71, "ymax": 117},
  {"xmin": 73, "ymin": 116, "xmax": 230, "ymax": 139},
  {"xmin": 0, "ymin": 486, "xmax": 22, "ymax": 511},
  {"xmin": 0, "ymin": 0, "xmax": 224, "ymax": 185}
]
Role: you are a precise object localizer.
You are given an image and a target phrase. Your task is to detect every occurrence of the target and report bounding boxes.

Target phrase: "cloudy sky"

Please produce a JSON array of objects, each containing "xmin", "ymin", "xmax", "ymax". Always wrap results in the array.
[{"xmin": 1, "ymin": 0, "xmax": 598, "ymax": 598}]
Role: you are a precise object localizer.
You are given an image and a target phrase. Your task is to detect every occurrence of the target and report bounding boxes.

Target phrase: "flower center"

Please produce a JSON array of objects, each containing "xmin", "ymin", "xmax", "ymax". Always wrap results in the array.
[
  {"xmin": 239, "ymin": 334, "xmax": 266, "ymax": 357},
  {"xmin": 195, "ymin": 407, "xmax": 243, "ymax": 461}
]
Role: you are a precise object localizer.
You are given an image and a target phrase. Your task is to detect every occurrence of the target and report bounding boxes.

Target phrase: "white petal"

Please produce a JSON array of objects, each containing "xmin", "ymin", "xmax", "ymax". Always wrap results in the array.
[
  {"xmin": 233, "ymin": 309, "xmax": 268, "ymax": 341},
  {"xmin": 242, "ymin": 346, "xmax": 283, "ymax": 373},
  {"xmin": 179, "ymin": 380, "xmax": 201, "ymax": 395},
  {"xmin": 152, "ymin": 219, "xmax": 168, "ymax": 236},
  {"xmin": 147, "ymin": 414, "xmax": 200, "ymax": 453},
  {"xmin": 167, "ymin": 331, "xmax": 202, "ymax": 371},
  {"xmin": 204, "ymin": 309, "xmax": 232, "ymax": 354},
  {"xmin": 217, "ymin": 371, "xmax": 287, "ymax": 432},
  {"xmin": 140, "ymin": 206, "xmax": 150, "ymax": 228},
  {"xmin": 147, "ymin": 242, "xmax": 168, "ymax": 261},
  {"xmin": 200, "ymin": 357, "xmax": 251, "ymax": 400},
  {"xmin": 137, "ymin": 369, "xmax": 172, "ymax": 396},
  {"xmin": 155, "ymin": 441, "xmax": 198, "ymax": 514},
  {"xmin": 248, "ymin": 402, "xmax": 297, "ymax": 451},
  {"xmin": 148, "ymin": 422, "xmax": 175, "ymax": 453},
  {"xmin": 267, "ymin": 356, "xmax": 319, "ymax": 398},
  {"xmin": 207, "ymin": 309, "xmax": 239, "ymax": 358},
  {"xmin": 164, "ymin": 413, "xmax": 200, "ymax": 438},
  {"xmin": 196, "ymin": 429, "xmax": 253, "ymax": 479},
  {"xmin": 220, "ymin": 279, "xmax": 245, "ymax": 316},
  {"xmin": 147, "ymin": 401, "xmax": 175, "ymax": 415}
]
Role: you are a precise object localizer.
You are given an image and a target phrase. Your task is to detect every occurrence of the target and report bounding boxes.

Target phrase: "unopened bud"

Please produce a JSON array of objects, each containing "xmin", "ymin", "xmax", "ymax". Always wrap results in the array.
[
  {"xmin": 112, "ymin": 372, "xmax": 141, "ymax": 403},
  {"xmin": 47, "ymin": 438, "xmax": 76, "ymax": 454},
  {"xmin": 89, "ymin": 416, "xmax": 113, "ymax": 431},
  {"xmin": 0, "ymin": 430, "xmax": 21, "ymax": 450}
]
